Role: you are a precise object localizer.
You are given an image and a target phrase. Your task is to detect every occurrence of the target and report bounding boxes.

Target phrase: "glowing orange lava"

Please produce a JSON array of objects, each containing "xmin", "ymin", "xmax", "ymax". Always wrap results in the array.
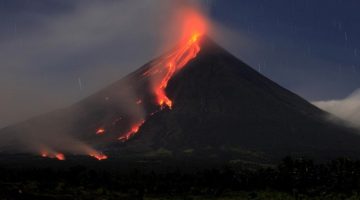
[
  {"xmin": 119, "ymin": 120, "xmax": 145, "ymax": 141},
  {"xmin": 89, "ymin": 6, "xmax": 208, "ymax": 144},
  {"xmin": 89, "ymin": 152, "xmax": 108, "ymax": 161},
  {"xmin": 147, "ymin": 33, "xmax": 202, "ymax": 109},
  {"xmin": 41, "ymin": 152, "xmax": 48, "ymax": 158},
  {"xmin": 41, "ymin": 150, "xmax": 107, "ymax": 161},
  {"xmin": 41, "ymin": 151, "xmax": 66, "ymax": 161},
  {"xmin": 55, "ymin": 153, "xmax": 66, "ymax": 161},
  {"xmin": 145, "ymin": 7, "xmax": 207, "ymax": 109},
  {"xmin": 119, "ymin": 33, "xmax": 201, "ymax": 141},
  {"xmin": 96, "ymin": 128, "xmax": 106, "ymax": 135},
  {"xmin": 117, "ymin": 8, "xmax": 207, "ymax": 142}
]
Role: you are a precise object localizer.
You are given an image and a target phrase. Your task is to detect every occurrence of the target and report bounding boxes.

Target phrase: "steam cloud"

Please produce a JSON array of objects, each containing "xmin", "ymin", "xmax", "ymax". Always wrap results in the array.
[{"xmin": 313, "ymin": 89, "xmax": 360, "ymax": 129}]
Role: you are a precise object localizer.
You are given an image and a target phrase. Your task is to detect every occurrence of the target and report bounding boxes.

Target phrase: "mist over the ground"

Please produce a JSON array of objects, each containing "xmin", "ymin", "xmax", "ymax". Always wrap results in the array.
[{"xmin": 313, "ymin": 89, "xmax": 360, "ymax": 129}]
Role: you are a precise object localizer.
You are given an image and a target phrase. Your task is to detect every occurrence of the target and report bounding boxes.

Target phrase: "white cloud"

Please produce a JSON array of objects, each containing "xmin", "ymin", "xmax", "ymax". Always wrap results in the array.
[{"xmin": 313, "ymin": 89, "xmax": 360, "ymax": 129}]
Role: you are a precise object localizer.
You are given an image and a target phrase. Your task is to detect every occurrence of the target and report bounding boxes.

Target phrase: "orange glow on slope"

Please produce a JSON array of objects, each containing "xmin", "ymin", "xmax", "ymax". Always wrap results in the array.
[
  {"xmin": 119, "ymin": 120, "xmax": 145, "ymax": 141},
  {"xmin": 145, "ymin": 8, "xmax": 207, "ymax": 109},
  {"xmin": 89, "ymin": 152, "xmax": 108, "ymax": 161},
  {"xmin": 41, "ymin": 151, "xmax": 66, "ymax": 161},
  {"xmin": 38, "ymin": 10, "xmax": 206, "ymax": 147},
  {"xmin": 144, "ymin": 34, "xmax": 203, "ymax": 109},
  {"xmin": 55, "ymin": 153, "xmax": 66, "ymax": 161},
  {"xmin": 42, "ymin": 152, "xmax": 107, "ymax": 161},
  {"xmin": 153, "ymin": 33, "xmax": 201, "ymax": 109},
  {"xmin": 117, "ymin": 8, "xmax": 208, "ymax": 142},
  {"xmin": 96, "ymin": 128, "xmax": 106, "ymax": 135},
  {"xmin": 41, "ymin": 152, "xmax": 48, "ymax": 158}
]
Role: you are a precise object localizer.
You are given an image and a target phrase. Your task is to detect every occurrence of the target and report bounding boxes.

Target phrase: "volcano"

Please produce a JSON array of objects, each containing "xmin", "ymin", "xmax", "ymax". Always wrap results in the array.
[{"xmin": 2, "ymin": 36, "xmax": 360, "ymax": 163}]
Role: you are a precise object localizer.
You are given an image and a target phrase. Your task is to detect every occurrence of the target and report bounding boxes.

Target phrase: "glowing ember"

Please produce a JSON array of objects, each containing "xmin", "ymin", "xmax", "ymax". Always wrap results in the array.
[
  {"xmin": 55, "ymin": 153, "xmax": 66, "ymax": 161},
  {"xmin": 119, "ymin": 120, "xmax": 145, "ymax": 141},
  {"xmin": 89, "ymin": 152, "xmax": 108, "ymax": 161},
  {"xmin": 41, "ymin": 151, "xmax": 66, "ymax": 161},
  {"xmin": 96, "ymin": 128, "xmax": 106, "ymax": 135}
]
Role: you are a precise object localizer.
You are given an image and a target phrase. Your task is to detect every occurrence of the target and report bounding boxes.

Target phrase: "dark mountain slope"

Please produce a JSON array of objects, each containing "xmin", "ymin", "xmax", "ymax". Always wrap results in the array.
[
  {"xmin": 1, "ymin": 36, "xmax": 360, "ymax": 162},
  {"xmin": 123, "ymin": 37, "xmax": 360, "ymax": 160}
]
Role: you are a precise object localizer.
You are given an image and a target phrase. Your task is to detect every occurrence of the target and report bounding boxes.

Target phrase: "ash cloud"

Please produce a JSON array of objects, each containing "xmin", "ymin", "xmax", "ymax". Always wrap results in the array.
[{"xmin": 313, "ymin": 89, "xmax": 360, "ymax": 129}]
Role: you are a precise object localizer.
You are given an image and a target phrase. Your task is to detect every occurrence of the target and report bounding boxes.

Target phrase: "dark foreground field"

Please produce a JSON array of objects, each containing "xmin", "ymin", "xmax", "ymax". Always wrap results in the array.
[{"xmin": 1, "ymin": 156, "xmax": 360, "ymax": 199}]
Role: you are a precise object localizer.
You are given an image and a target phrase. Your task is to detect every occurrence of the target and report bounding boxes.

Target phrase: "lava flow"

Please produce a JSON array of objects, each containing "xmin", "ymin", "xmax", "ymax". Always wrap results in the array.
[
  {"xmin": 96, "ymin": 128, "xmax": 106, "ymax": 135},
  {"xmin": 118, "ymin": 8, "xmax": 207, "ymax": 141},
  {"xmin": 119, "ymin": 120, "xmax": 145, "ymax": 141},
  {"xmin": 41, "ymin": 151, "xmax": 66, "ymax": 161},
  {"xmin": 89, "ymin": 152, "xmax": 108, "ymax": 161},
  {"xmin": 55, "ymin": 153, "xmax": 66, "ymax": 161},
  {"xmin": 118, "ymin": 34, "xmax": 201, "ymax": 141},
  {"xmin": 147, "ymin": 33, "xmax": 202, "ymax": 109},
  {"xmin": 149, "ymin": 7, "xmax": 207, "ymax": 109}
]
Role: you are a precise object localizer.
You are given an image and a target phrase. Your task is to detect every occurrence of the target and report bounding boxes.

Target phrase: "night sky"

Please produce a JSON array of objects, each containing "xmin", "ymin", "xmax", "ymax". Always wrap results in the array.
[
  {"xmin": 0, "ymin": 0, "xmax": 359, "ymax": 128},
  {"xmin": 210, "ymin": 0, "xmax": 360, "ymax": 100}
]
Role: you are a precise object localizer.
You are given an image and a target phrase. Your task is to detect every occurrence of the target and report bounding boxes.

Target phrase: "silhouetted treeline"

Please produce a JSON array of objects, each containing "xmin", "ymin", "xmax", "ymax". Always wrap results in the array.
[{"xmin": 1, "ymin": 157, "xmax": 360, "ymax": 199}]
